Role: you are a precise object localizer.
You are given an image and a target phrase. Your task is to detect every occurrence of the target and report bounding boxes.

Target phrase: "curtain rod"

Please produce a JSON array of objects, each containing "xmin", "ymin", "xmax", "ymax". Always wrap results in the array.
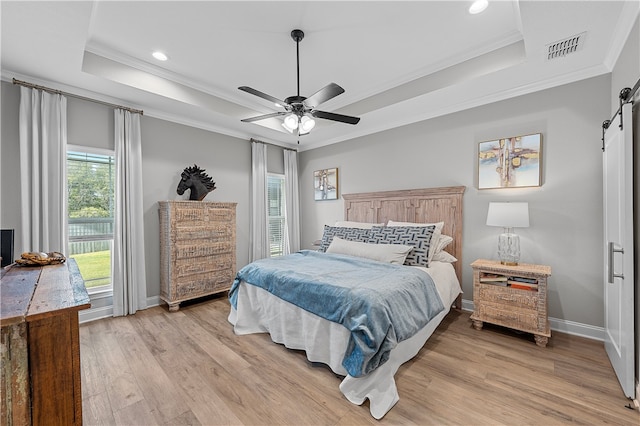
[
  {"xmin": 250, "ymin": 138, "xmax": 297, "ymax": 152},
  {"xmin": 12, "ymin": 78, "xmax": 144, "ymax": 115}
]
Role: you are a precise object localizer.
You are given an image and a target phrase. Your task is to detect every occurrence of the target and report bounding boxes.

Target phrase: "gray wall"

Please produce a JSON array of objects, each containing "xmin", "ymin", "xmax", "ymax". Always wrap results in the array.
[
  {"xmin": 611, "ymin": 15, "xmax": 639, "ymax": 116},
  {"xmin": 299, "ymin": 75, "xmax": 611, "ymax": 328},
  {"xmin": 1, "ymin": 83, "xmax": 22, "ymax": 253},
  {"xmin": 0, "ymin": 80, "xmax": 254, "ymax": 302},
  {"xmin": 139, "ymin": 116, "xmax": 250, "ymax": 299}
]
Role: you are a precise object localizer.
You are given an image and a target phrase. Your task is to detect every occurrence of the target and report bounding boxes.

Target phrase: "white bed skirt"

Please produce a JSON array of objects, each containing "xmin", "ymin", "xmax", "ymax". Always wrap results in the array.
[{"xmin": 228, "ymin": 261, "xmax": 462, "ymax": 419}]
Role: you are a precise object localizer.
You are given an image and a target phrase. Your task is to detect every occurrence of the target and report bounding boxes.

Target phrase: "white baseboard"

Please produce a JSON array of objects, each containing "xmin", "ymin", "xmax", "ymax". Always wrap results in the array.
[
  {"xmin": 460, "ymin": 298, "xmax": 605, "ymax": 341},
  {"xmin": 548, "ymin": 317, "xmax": 604, "ymax": 341},
  {"xmin": 460, "ymin": 298, "xmax": 475, "ymax": 313},
  {"xmin": 79, "ymin": 305, "xmax": 112, "ymax": 324},
  {"xmin": 146, "ymin": 295, "xmax": 161, "ymax": 308},
  {"xmin": 79, "ymin": 295, "xmax": 163, "ymax": 324}
]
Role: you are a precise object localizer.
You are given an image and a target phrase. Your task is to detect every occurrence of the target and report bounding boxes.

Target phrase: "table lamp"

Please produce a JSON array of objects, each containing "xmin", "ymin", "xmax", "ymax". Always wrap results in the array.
[{"xmin": 486, "ymin": 202, "xmax": 529, "ymax": 265}]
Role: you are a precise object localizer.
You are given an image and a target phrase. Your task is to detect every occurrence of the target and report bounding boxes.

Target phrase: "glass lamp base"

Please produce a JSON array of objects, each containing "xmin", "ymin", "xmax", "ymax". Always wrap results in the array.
[{"xmin": 497, "ymin": 232, "xmax": 520, "ymax": 265}]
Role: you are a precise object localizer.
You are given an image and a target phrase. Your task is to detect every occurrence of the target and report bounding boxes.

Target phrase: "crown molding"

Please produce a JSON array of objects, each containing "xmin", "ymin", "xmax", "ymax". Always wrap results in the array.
[{"xmin": 603, "ymin": 1, "xmax": 640, "ymax": 71}]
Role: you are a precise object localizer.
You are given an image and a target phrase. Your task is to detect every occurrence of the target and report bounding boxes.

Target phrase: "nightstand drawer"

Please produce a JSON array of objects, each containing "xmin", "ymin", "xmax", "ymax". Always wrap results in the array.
[
  {"xmin": 477, "ymin": 302, "xmax": 538, "ymax": 331},
  {"xmin": 478, "ymin": 284, "xmax": 538, "ymax": 310}
]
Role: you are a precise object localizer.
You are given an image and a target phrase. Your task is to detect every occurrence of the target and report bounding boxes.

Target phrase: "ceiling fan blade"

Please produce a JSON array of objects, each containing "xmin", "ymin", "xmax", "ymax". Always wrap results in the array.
[
  {"xmin": 241, "ymin": 111, "xmax": 287, "ymax": 123},
  {"xmin": 238, "ymin": 86, "xmax": 287, "ymax": 106},
  {"xmin": 304, "ymin": 83, "xmax": 345, "ymax": 108},
  {"xmin": 311, "ymin": 110, "xmax": 360, "ymax": 125}
]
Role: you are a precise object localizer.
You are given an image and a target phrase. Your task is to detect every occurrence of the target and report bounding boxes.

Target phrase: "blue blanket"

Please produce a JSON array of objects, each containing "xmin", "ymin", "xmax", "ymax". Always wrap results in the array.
[{"xmin": 229, "ymin": 250, "xmax": 444, "ymax": 377}]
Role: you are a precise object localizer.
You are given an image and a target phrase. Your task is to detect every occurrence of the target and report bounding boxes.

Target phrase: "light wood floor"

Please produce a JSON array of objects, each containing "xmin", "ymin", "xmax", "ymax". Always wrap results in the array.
[{"xmin": 80, "ymin": 295, "xmax": 640, "ymax": 425}]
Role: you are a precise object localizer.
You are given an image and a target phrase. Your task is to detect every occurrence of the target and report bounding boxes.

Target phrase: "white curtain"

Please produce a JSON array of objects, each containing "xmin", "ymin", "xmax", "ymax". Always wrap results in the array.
[
  {"xmin": 283, "ymin": 149, "xmax": 300, "ymax": 254},
  {"xmin": 19, "ymin": 87, "xmax": 68, "ymax": 254},
  {"xmin": 250, "ymin": 141, "xmax": 269, "ymax": 261},
  {"xmin": 113, "ymin": 109, "xmax": 147, "ymax": 316}
]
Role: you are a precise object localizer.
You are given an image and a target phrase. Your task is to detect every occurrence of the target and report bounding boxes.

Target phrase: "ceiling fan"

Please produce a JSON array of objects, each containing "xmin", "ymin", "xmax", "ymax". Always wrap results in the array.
[{"xmin": 239, "ymin": 29, "xmax": 360, "ymax": 136}]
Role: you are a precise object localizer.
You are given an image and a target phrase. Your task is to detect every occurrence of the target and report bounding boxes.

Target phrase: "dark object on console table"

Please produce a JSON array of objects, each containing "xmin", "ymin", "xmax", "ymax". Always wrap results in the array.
[
  {"xmin": 1, "ymin": 259, "xmax": 90, "ymax": 425},
  {"xmin": 1, "ymin": 229, "xmax": 14, "ymax": 268}
]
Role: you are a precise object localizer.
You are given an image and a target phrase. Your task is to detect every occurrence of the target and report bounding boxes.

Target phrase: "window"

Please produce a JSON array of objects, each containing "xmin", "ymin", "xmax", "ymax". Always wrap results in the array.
[
  {"xmin": 67, "ymin": 147, "xmax": 115, "ymax": 293},
  {"xmin": 267, "ymin": 174, "xmax": 286, "ymax": 257}
]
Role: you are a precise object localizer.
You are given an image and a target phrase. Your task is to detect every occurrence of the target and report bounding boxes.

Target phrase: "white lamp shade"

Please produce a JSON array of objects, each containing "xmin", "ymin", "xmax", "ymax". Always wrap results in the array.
[
  {"xmin": 283, "ymin": 113, "xmax": 298, "ymax": 130},
  {"xmin": 300, "ymin": 115, "xmax": 315, "ymax": 133},
  {"xmin": 486, "ymin": 202, "xmax": 529, "ymax": 228}
]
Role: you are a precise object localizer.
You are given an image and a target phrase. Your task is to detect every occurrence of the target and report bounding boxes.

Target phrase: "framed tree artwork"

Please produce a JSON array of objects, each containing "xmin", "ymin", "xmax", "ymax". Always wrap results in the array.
[
  {"xmin": 314, "ymin": 168, "xmax": 338, "ymax": 200},
  {"xmin": 478, "ymin": 133, "xmax": 542, "ymax": 189}
]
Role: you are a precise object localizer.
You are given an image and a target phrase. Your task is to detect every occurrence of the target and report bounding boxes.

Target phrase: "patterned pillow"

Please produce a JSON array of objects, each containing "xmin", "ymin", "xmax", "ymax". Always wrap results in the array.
[
  {"xmin": 387, "ymin": 220, "xmax": 444, "ymax": 266},
  {"xmin": 368, "ymin": 225, "xmax": 435, "ymax": 267},
  {"xmin": 319, "ymin": 225, "xmax": 371, "ymax": 252}
]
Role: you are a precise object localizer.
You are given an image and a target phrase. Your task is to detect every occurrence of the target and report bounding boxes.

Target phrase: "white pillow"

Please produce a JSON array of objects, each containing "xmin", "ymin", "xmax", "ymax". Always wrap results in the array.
[
  {"xmin": 387, "ymin": 220, "xmax": 444, "ymax": 265},
  {"xmin": 334, "ymin": 221, "xmax": 384, "ymax": 229},
  {"xmin": 326, "ymin": 237, "xmax": 413, "ymax": 265},
  {"xmin": 434, "ymin": 234, "xmax": 453, "ymax": 254},
  {"xmin": 432, "ymin": 251, "xmax": 457, "ymax": 263}
]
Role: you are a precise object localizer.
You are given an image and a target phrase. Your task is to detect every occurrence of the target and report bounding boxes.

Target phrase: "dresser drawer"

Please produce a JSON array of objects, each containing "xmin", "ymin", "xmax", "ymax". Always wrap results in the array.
[
  {"xmin": 174, "ymin": 241, "xmax": 234, "ymax": 259},
  {"xmin": 172, "ymin": 270, "xmax": 235, "ymax": 299},
  {"xmin": 173, "ymin": 224, "xmax": 233, "ymax": 241},
  {"xmin": 173, "ymin": 205, "xmax": 234, "ymax": 223},
  {"xmin": 174, "ymin": 257, "xmax": 234, "ymax": 278}
]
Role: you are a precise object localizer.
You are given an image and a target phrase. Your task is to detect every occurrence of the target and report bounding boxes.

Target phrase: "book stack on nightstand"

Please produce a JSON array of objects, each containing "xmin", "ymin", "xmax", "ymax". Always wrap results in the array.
[{"xmin": 470, "ymin": 259, "xmax": 552, "ymax": 347}]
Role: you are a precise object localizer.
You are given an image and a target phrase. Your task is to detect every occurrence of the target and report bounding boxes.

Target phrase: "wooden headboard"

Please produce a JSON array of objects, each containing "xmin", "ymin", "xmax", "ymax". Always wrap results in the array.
[{"xmin": 343, "ymin": 186, "xmax": 465, "ymax": 288}]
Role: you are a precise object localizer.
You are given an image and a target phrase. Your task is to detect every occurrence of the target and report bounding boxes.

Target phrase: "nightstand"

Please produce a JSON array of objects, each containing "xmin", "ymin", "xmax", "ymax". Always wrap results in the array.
[{"xmin": 470, "ymin": 259, "xmax": 552, "ymax": 347}]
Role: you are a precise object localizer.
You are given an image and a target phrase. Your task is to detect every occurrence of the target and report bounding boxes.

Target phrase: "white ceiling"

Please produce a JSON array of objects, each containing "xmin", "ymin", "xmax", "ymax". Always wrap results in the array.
[{"xmin": 2, "ymin": 1, "xmax": 638, "ymax": 151}]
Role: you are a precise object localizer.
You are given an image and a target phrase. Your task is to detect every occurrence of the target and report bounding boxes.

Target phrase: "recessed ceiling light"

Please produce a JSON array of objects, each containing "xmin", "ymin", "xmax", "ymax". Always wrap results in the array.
[
  {"xmin": 469, "ymin": 0, "xmax": 489, "ymax": 14},
  {"xmin": 152, "ymin": 51, "xmax": 168, "ymax": 61}
]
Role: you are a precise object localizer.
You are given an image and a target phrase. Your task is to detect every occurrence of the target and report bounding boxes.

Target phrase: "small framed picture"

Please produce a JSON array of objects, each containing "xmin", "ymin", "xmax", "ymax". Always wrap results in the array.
[
  {"xmin": 478, "ymin": 133, "xmax": 542, "ymax": 189},
  {"xmin": 314, "ymin": 168, "xmax": 338, "ymax": 200}
]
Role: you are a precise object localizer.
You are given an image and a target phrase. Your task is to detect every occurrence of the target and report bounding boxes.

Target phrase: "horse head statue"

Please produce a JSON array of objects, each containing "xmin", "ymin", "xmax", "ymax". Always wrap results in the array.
[{"xmin": 177, "ymin": 164, "xmax": 217, "ymax": 201}]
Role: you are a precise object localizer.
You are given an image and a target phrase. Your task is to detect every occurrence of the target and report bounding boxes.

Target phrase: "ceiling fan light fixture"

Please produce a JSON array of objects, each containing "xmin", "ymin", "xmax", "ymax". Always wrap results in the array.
[
  {"xmin": 281, "ymin": 122, "xmax": 294, "ymax": 133},
  {"xmin": 283, "ymin": 113, "xmax": 299, "ymax": 131},
  {"xmin": 300, "ymin": 115, "xmax": 316, "ymax": 133}
]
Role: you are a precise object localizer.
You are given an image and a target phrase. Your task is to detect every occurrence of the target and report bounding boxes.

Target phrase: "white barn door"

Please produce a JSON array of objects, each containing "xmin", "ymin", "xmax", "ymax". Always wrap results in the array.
[{"xmin": 603, "ymin": 102, "xmax": 635, "ymax": 399}]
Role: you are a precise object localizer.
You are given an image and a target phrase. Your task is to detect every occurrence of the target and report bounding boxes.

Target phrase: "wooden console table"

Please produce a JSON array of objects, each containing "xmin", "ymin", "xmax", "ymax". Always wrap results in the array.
[{"xmin": 1, "ymin": 259, "xmax": 90, "ymax": 425}]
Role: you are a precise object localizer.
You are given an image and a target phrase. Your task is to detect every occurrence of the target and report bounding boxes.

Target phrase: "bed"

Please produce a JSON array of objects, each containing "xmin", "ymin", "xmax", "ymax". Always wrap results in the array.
[{"xmin": 228, "ymin": 186, "xmax": 465, "ymax": 419}]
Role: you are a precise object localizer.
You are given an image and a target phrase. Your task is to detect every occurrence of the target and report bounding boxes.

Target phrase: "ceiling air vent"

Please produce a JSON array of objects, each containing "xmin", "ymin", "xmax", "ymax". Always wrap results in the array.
[{"xmin": 546, "ymin": 32, "xmax": 586, "ymax": 60}]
